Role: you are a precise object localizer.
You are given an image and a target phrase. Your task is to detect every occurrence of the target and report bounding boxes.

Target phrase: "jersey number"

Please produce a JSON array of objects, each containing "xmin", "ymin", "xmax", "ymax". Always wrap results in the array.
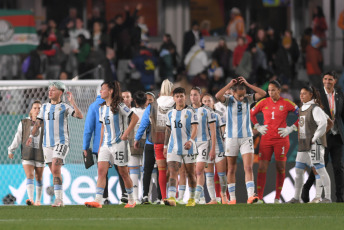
[
  {"xmin": 105, "ymin": 116, "xmax": 110, "ymax": 125},
  {"xmin": 48, "ymin": 112, "xmax": 55, "ymax": 120},
  {"xmin": 174, "ymin": 120, "xmax": 182, "ymax": 128},
  {"xmin": 237, "ymin": 104, "xmax": 242, "ymax": 113},
  {"xmin": 271, "ymin": 111, "xmax": 275, "ymax": 120},
  {"xmin": 55, "ymin": 144, "xmax": 68, "ymax": 156}
]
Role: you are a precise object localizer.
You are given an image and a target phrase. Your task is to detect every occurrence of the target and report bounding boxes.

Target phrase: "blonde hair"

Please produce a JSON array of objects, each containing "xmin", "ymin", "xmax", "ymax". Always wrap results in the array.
[{"xmin": 160, "ymin": 79, "xmax": 174, "ymax": 96}]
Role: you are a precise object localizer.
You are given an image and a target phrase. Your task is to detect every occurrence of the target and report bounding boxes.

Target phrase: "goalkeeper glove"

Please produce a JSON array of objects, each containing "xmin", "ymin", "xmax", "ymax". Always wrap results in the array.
[
  {"xmin": 254, "ymin": 124, "xmax": 268, "ymax": 135},
  {"xmin": 278, "ymin": 124, "xmax": 297, "ymax": 138}
]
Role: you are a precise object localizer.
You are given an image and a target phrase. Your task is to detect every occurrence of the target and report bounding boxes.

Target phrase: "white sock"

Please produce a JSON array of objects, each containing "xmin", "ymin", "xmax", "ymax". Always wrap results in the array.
[
  {"xmin": 129, "ymin": 167, "xmax": 140, "ymax": 200},
  {"xmin": 227, "ymin": 183, "xmax": 236, "ymax": 201},
  {"xmin": 95, "ymin": 187, "xmax": 104, "ymax": 203},
  {"xmin": 218, "ymin": 172, "xmax": 227, "ymax": 194},
  {"xmin": 246, "ymin": 181, "xmax": 255, "ymax": 198},
  {"xmin": 315, "ymin": 174, "xmax": 322, "ymax": 198},
  {"xmin": 168, "ymin": 186, "xmax": 177, "ymax": 198},
  {"xmin": 126, "ymin": 187, "xmax": 135, "ymax": 204},
  {"xmin": 206, "ymin": 173, "xmax": 216, "ymax": 201},
  {"xmin": 26, "ymin": 179, "xmax": 34, "ymax": 201},
  {"xmin": 189, "ymin": 187, "xmax": 196, "ymax": 199},
  {"xmin": 149, "ymin": 169, "xmax": 158, "ymax": 201},
  {"xmin": 54, "ymin": 184, "xmax": 63, "ymax": 200},
  {"xmin": 178, "ymin": 185, "xmax": 186, "ymax": 200},
  {"xmin": 195, "ymin": 185, "xmax": 203, "ymax": 200},
  {"xmin": 35, "ymin": 180, "xmax": 43, "ymax": 203},
  {"xmin": 294, "ymin": 166, "xmax": 305, "ymax": 200},
  {"xmin": 315, "ymin": 165, "xmax": 331, "ymax": 200}
]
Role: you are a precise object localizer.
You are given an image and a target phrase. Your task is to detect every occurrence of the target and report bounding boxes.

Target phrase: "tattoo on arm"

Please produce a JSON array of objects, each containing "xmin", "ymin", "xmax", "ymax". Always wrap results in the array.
[
  {"xmin": 53, "ymin": 177, "xmax": 62, "ymax": 185},
  {"xmin": 164, "ymin": 126, "xmax": 171, "ymax": 146},
  {"xmin": 32, "ymin": 120, "xmax": 42, "ymax": 135}
]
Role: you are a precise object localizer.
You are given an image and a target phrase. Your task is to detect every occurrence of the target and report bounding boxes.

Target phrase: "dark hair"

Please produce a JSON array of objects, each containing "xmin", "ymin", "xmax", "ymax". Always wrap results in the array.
[
  {"xmin": 101, "ymin": 81, "xmax": 123, "ymax": 113},
  {"xmin": 247, "ymin": 42, "xmax": 256, "ymax": 52},
  {"xmin": 231, "ymin": 79, "xmax": 246, "ymax": 92},
  {"xmin": 322, "ymin": 71, "xmax": 338, "ymax": 80},
  {"xmin": 192, "ymin": 21, "xmax": 199, "ymax": 27},
  {"xmin": 313, "ymin": 6, "xmax": 325, "ymax": 18},
  {"xmin": 114, "ymin": 14, "xmax": 123, "ymax": 21},
  {"xmin": 77, "ymin": 34, "xmax": 86, "ymax": 45},
  {"xmin": 301, "ymin": 86, "xmax": 324, "ymax": 109},
  {"xmin": 133, "ymin": 91, "xmax": 147, "ymax": 107},
  {"xmin": 173, "ymin": 87, "xmax": 186, "ymax": 96},
  {"xmin": 145, "ymin": 92, "xmax": 155, "ymax": 99},
  {"xmin": 29, "ymin": 100, "xmax": 42, "ymax": 118},
  {"xmin": 269, "ymin": 80, "xmax": 281, "ymax": 89},
  {"xmin": 191, "ymin": 86, "xmax": 202, "ymax": 95}
]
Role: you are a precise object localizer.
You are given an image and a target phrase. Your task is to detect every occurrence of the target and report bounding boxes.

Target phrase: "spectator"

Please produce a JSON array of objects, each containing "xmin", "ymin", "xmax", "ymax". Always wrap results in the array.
[
  {"xmin": 300, "ymin": 28, "xmax": 313, "ymax": 67},
  {"xmin": 87, "ymin": 7, "xmax": 107, "ymax": 34},
  {"xmin": 208, "ymin": 67, "xmax": 225, "ymax": 96},
  {"xmin": 200, "ymin": 20, "xmax": 211, "ymax": 36},
  {"xmin": 337, "ymin": 9, "xmax": 344, "ymax": 91},
  {"xmin": 159, "ymin": 43, "xmax": 175, "ymax": 82},
  {"xmin": 233, "ymin": 35, "xmax": 252, "ymax": 68},
  {"xmin": 312, "ymin": 6, "xmax": 328, "ymax": 48},
  {"xmin": 284, "ymin": 29, "xmax": 300, "ymax": 67},
  {"xmin": 160, "ymin": 34, "xmax": 178, "ymax": 73},
  {"xmin": 37, "ymin": 21, "xmax": 48, "ymax": 45},
  {"xmin": 274, "ymin": 36, "xmax": 294, "ymax": 85},
  {"xmin": 306, "ymin": 35, "xmax": 323, "ymax": 89},
  {"xmin": 235, "ymin": 43, "xmax": 256, "ymax": 80},
  {"xmin": 184, "ymin": 40, "xmax": 208, "ymax": 81},
  {"xmin": 265, "ymin": 27, "xmax": 279, "ymax": 69},
  {"xmin": 280, "ymin": 84, "xmax": 294, "ymax": 101},
  {"xmin": 192, "ymin": 71, "xmax": 209, "ymax": 93},
  {"xmin": 101, "ymin": 48, "xmax": 117, "ymax": 82},
  {"xmin": 211, "ymin": 37, "xmax": 233, "ymax": 78},
  {"xmin": 226, "ymin": 7, "xmax": 245, "ymax": 38},
  {"xmin": 47, "ymin": 19, "xmax": 64, "ymax": 47},
  {"xmin": 91, "ymin": 21, "xmax": 108, "ymax": 53},
  {"xmin": 69, "ymin": 18, "xmax": 91, "ymax": 51},
  {"xmin": 137, "ymin": 15, "xmax": 149, "ymax": 41},
  {"xmin": 59, "ymin": 7, "xmax": 78, "ymax": 37},
  {"xmin": 74, "ymin": 34, "xmax": 91, "ymax": 77},
  {"xmin": 42, "ymin": 34, "xmax": 64, "ymax": 79},
  {"xmin": 182, "ymin": 21, "xmax": 202, "ymax": 59}
]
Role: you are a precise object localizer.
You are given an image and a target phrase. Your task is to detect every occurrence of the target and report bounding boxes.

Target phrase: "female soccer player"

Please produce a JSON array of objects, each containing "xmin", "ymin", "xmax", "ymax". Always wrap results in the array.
[
  {"xmin": 288, "ymin": 86, "xmax": 332, "ymax": 203},
  {"xmin": 85, "ymin": 81, "xmax": 139, "ymax": 208},
  {"xmin": 216, "ymin": 76, "xmax": 266, "ymax": 205},
  {"xmin": 201, "ymin": 93, "xmax": 228, "ymax": 204},
  {"xmin": 26, "ymin": 82, "xmax": 83, "ymax": 207},
  {"xmin": 250, "ymin": 80, "xmax": 299, "ymax": 203},
  {"xmin": 9, "ymin": 101, "xmax": 44, "ymax": 206}
]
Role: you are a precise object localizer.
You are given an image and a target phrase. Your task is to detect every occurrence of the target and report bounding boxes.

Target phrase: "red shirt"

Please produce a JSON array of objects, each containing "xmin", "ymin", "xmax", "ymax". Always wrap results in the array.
[{"xmin": 250, "ymin": 97, "xmax": 299, "ymax": 140}]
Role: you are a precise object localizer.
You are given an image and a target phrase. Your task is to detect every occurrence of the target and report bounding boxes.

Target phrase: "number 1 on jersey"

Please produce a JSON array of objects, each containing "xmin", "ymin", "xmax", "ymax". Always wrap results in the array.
[{"xmin": 271, "ymin": 111, "xmax": 275, "ymax": 120}]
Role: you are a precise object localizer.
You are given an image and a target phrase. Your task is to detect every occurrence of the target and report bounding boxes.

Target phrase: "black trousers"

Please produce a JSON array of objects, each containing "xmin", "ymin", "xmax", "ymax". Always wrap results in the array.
[
  {"xmin": 143, "ymin": 143, "xmax": 162, "ymax": 199},
  {"xmin": 304, "ymin": 134, "xmax": 344, "ymax": 201}
]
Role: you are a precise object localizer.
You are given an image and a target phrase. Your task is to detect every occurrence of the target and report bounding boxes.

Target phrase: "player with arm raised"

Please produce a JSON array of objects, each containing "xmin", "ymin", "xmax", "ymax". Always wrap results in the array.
[
  {"xmin": 215, "ymin": 76, "xmax": 266, "ymax": 204},
  {"xmin": 85, "ymin": 81, "xmax": 139, "ymax": 208},
  {"xmin": 26, "ymin": 81, "xmax": 83, "ymax": 207},
  {"xmin": 250, "ymin": 80, "xmax": 299, "ymax": 204},
  {"xmin": 163, "ymin": 87, "xmax": 198, "ymax": 207}
]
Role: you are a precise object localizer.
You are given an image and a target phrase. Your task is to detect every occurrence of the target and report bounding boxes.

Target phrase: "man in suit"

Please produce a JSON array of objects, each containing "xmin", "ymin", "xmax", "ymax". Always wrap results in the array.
[
  {"xmin": 182, "ymin": 21, "xmax": 202, "ymax": 60},
  {"xmin": 302, "ymin": 71, "xmax": 344, "ymax": 202}
]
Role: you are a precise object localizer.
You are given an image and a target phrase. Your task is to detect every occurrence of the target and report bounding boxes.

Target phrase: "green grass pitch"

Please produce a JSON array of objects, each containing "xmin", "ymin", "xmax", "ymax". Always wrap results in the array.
[{"xmin": 1, "ymin": 203, "xmax": 344, "ymax": 230}]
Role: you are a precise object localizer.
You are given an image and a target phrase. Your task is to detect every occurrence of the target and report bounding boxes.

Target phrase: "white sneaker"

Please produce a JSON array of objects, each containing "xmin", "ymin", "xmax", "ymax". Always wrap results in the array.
[
  {"xmin": 198, "ymin": 197, "xmax": 206, "ymax": 205},
  {"xmin": 274, "ymin": 199, "xmax": 280, "ymax": 204},
  {"xmin": 255, "ymin": 199, "xmax": 264, "ymax": 204},
  {"xmin": 135, "ymin": 199, "xmax": 141, "ymax": 205},
  {"xmin": 52, "ymin": 198, "xmax": 64, "ymax": 207},
  {"xmin": 176, "ymin": 198, "xmax": 185, "ymax": 205},
  {"xmin": 309, "ymin": 197, "xmax": 321, "ymax": 203}
]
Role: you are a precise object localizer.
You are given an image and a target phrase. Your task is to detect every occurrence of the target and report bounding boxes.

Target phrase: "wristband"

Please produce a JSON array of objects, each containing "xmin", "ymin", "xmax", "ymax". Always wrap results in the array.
[
  {"xmin": 29, "ymin": 134, "xmax": 33, "ymax": 138},
  {"xmin": 189, "ymin": 139, "xmax": 196, "ymax": 146}
]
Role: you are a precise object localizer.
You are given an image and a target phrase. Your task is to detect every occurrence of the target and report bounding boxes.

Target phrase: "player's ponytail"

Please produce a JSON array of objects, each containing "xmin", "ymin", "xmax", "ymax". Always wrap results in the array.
[
  {"xmin": 110, "ymin": 81, "xmax": 123, "ymax": 114},
  {"xmin": 301, "ymin": 86, "xmax": 324, "ymax": 109}
]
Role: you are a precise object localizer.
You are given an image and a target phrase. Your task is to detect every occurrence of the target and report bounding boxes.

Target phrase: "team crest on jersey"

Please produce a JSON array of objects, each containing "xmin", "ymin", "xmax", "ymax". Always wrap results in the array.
[
  {"xmin": 185, "ymin": 115, "xmax": 188, "ymax": 118},
  {"xmin": 279, "ymin": 105, "xmax": 284, "ymax": 111},
  {"xmin": 59, "ymin": 107, "xmax": 62, "ymax": 111},
  {"xmin": 201, "ymin": 112, "xmax": 204, "ymax": 116},
  {"xmin": 124, "ymin": 106, "xmax": 130, "ymax": 113},
  {"xmin": 194, "ymin": 114, "xmax": 198, "ymax": 120},
  {"xmin": 299, "ymin": 116, "xmax": 305, "ymax": 127}
]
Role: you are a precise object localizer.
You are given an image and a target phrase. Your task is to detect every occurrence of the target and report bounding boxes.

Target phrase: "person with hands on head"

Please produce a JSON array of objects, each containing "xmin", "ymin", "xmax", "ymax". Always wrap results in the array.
[
  {"xmin": 215, "ymin": 76, "xmax": 266, "ymax": 205},
  {"xmin": 163, "ymin": 87, "xmax": 198, "ymax": 207},
  {"xmin": 85, "ymin": 81, "xmax": 139, "ymax": 209},
  {"xmin": 9, "ymin": 101, "xmax": 44, "ymax": 206},
  {"xmin": 250, "ymin": 80, "xmax": 299, "ymax": 204},
  {"xmin": 26, "ymin": 82, "xmax": 83, "ymax": 207}
]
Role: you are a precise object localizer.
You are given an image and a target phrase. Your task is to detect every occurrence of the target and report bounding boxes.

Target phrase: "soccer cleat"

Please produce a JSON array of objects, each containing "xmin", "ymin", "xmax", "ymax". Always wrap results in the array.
[
  {"xmin": 34, "ymin": 201, "xmax": 41, "ymax": 206},
  {"xmin": 186, "ymin": 198, "xmax": 196, "ymax": 207},
  {"xmin": 274, "ymin": 199, "xmax": 281, "ymax": 204},
  {"xmin": 52, "ymin": 198, "xmax": 65, "ymax": 207},
  {"xmin": 301, "ymin": 187, "xmax": 310, "ymax": 203},
  {"xmin": 287, "ymin": 198, "xmax": 300, "ymax": 204},
  {"xmin": 176, "ymin": 198, "xmax": 185, "ymax": 205},
  {"xmin": 152, "ymin": 199, "xmax": 161, "ymax": 205},
  {"xmin": 85, "ymin": 201, "xmax": 102, "ymax": 208},
  {"xmin": 247, "ymin": 195, "xmax": 259, "ymax": 204},
  {"xmin": 124, "ymin": 202, "xmax": 136, "ymax": 208},
  {"xmin": 141, "ymin": 196, "xmax": 150, "ymax": 205},
  {"xmin": 221, "ymin": 194, "xmax": 228, "ymax": 204},
  {"xmin": 26, "ymin": 199, "xmax": 34, "ymax": 206},
  {"xmin": 164, "ymin": 197, "xmax": 177, "ymax": 206},
  {"xmin": 103, "ymin": 198, "xmax": 110, "ymax": 205},
  {"xmin": 319, "ymin": 198, "xmax": 332, "ymax": 203},
  {"xmin": 255, "ymin": 199, "xmax": 264, "ymax": 204},
  {"xmin": 227, "ymin": 200, "xmax": 236, "ymax": 205},
  {"xmin": 120, "ymin": 194, "xmax": 128, "ymax": 204},
  {"xmin": 198, "ymin": 197, "xmax": 206, "ymax": 205},
  {"xmin": 206, "ymin": 200, "xmax": 218, "ymax": 205},
  {"xmin": 309, "ymin": 197, "xmax": 321, "ymax": 203}
]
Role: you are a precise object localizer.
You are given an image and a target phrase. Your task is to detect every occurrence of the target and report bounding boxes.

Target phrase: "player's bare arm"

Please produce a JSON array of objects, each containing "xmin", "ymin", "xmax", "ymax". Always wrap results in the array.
[
  {"xmin": 163, "ymin": 126, "xmax": 171, "ymax": 158},
  {"xmin": 238, "ymin": 76, "xmax": 267, "ymax": 100},
  {"xmin": 121, "ymin": 113, "xmax": 139, "ymax": 140},
  {"xmin": 208, "ymin": 122, "xmax": 216, "ymax": 161},
  {"xmin": 25, "ymin": 119, "xmax": 42, "ymax": 146},
  {"xmin": 215, "ymin": 78, "xmax": 237, "ymax": 103},
  {"xmin": 184, "ymin": 123, "xmax": 197, "ymax": 150},
  {"xmin": 66, "ymin": 91, "xmax": 83, "ymax": 119}
]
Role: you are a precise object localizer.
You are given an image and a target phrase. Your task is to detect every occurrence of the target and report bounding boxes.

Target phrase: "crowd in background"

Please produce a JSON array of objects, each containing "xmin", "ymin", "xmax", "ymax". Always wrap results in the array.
[{"xmin": 1, "ymin": 4, "xmax": 343, "ymax": 102}]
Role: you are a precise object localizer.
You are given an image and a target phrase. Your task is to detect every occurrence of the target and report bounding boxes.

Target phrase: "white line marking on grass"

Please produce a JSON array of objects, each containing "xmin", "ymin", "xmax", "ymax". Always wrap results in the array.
[{"xmin": 0, "ymin": 218, "xmax": 167, "ymax": 222}]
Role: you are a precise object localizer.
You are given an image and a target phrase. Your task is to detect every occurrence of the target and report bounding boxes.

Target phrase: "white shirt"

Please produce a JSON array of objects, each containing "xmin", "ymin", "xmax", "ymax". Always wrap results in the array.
[
  {"xmin": 37, "ymin": 102, "xmax": 74, "ymax": 147},
  {"xmin": 131, "ymin": 107, "xmax": 146, "ymax": 139},
  {"xmin": 214, "ymin": 110, "xmax": 226, "ymax": 153},
  {"xmin": 99, "ymin": 103, "xmax": 133, "ymax": 147}
]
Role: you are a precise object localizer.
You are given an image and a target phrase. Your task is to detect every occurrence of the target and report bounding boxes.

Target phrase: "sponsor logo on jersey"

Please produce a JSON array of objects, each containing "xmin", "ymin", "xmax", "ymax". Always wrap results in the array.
[
  {"xmin": 264, "ymin": 106, "xmax": 269, "ymax": 110},
  {"xmin": 279, "ymin": 105, "xmax": 284, "ymax": 111},
  {"xmin": 124, "ymin": 106, "xmax": 130, "ymax": 113},
  {"xmin": 194, "ymin": 114, "xmax": 198, "ymax": 120}
]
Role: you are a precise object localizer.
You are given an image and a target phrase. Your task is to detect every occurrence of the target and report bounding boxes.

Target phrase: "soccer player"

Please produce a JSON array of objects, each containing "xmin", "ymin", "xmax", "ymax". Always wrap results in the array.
[
  {"xmin": 250, "ymin": 80, "xmax": 299, "ymax": 203},
  {"xmin": 9, "ymin": 101, "xmax": 44, "ymax": 206},
  {"xmin": 201, "ymin": 93, "xmax": 228, "ymax": 204},
  {"xmin": 122, "ymin": 91, "xmax": 133, "ymax": 108},
  {"xmin": 85, "ymin": 81, "xmax": 139, "ymax": 208},
  {"xmin": 26, "ymin": 82, "xmax": 83, "ymax": 207},
  {"xmin": 190, "ymin": 87, "xmax": 216, "ymax": 204},
  {"xmin": 128, "ymin": 91, "xmax": 147, "ymax": 204},
  {"xmin": 288, "ymin": 86, "xmax": 332, "ymax": 203},
  {"xmin": 215, "ymin": 76, "xmax": 266, "ymax": 204},
  {"xmin": 163, "ymin": 87, "xmax": 198, "ymax": 207}
]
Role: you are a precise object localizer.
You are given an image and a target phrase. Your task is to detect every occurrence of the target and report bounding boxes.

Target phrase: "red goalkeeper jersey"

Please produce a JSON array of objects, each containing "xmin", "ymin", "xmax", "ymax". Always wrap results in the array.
[{"xmin": 250, "ymin": 97, "xmax": 299, "ymax": 140}]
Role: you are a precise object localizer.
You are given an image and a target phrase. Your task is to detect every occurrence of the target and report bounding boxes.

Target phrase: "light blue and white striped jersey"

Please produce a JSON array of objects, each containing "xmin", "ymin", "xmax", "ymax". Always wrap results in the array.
[
  {"xmin": 213, "ymin": 110, "xmax": 226, "ymax": 153},
  {"xmin": 99, "ymin": 103, "xmax": 133, "ymax": 147},
  {"xmin": 37, "ymin": 102, "xmax": 75, "ymax": 147},
  {"xmin": 166, "ymin": 106, "xmax": 198, "ymax": 155},
  {"xmin": 223, "ymin": 94, "xmax": 255, "ymax": 138},
  {"xmin": 193, "ymin": 105, "xmax": 216, "ymax": 142}
]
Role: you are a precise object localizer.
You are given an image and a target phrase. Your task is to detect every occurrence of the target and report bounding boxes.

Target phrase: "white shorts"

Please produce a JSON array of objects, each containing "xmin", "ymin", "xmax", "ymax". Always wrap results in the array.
[
  {"xmin": 98, "ymin": 141, "xmax": 129, "ymax": 167},
  {"xmin": 196, "ymin": 141, "xmax": 210, "ymax": 163},
  {"xmin": 43, "ymin": 143, "xmax": 69, "ymax": 164},
  {"xmin": 128, "ymin": 154, "xmax": 143, "ymax": 167},
  {"xmin": 208, "ymin": 151, "xmax": 226, "ymax": 164},
  {"xmin": 167, "ymin": 153, "xmax": 196, "ymax": 164},
  {"xmin": 225, "ymin": 137, "xmax": 254, "ymax": 157},
  {"xmin": 296, "ymin": 143, "xmax": 325, "ymax": 167},
  {"xmin": 22, "ymin": 160, "xmax": 44, "ymax": 168}
]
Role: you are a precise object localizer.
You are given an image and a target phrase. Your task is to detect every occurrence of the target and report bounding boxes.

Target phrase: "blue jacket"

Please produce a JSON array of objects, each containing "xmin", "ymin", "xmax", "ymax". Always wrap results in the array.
[
  {"xmin": 83, "ymin": 95, "xmax": 105, "ymax": 154},
  {"xmin": 135, "ymin": 104, "xmax": 153, "ymax": 145}
]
